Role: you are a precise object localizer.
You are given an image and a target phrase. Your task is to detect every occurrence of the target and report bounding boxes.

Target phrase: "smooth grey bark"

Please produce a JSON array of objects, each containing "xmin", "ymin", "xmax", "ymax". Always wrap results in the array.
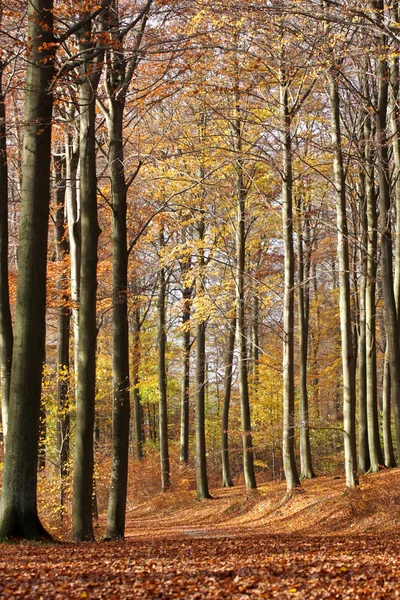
[
  {"xmin": 158, "ymin": 230, "xmax": 170, "ymax": 492},
  {"xmin": 363, "ymin": 104, "xmax": 383, "ymax": 472},
  {"xmin": 221, "ymin": 317, "xmax": 236, "ymax": 488},
  {"xmin": 179, "ymin": 257, "xmax": 193, "ymax": 465},
  {"xmin": 54, "ymin": 152, "xmax": 71, "ymax": 519},
  {"xmin": 105, "ymin": 96, "xmax": 130, "ymax": 540},
  {"xmin": 296, "ymin": 195, "xmax": 315, "ymax": 479},
  {"xmin": 72, "ymin": 15, "xmax": 104, "ymax": 541},
  {"xmin": 280, "ymin": 65, "xmax": 300, "ymax": 493},
  {"xmin": 327, "ymin": 66, "xmax": 358, "ymax": 488},
  {"xmin": 0, "ymin": 56, "xmax": 13, "ymax": 448},
  {"xmin": 195, "ymin": 213, "xmax": 211, "ymax": 500},
  {"xmin": 233, "ymin": 74, "xmax": 257, "ymax": 491},
  {"xmin": 374, "ymin": 20, "xmax": 400, "ymax": 456},
  {"xmin": 0, "ymin": 0, "xmax": 54, "ymax": 539},
  {"xmin": 382, "ymin": 351, "xmax": 396, "ymax": 467},
  {"xmin": 356, "ymin": 118, "xmax": 370, "ymax": 475}
]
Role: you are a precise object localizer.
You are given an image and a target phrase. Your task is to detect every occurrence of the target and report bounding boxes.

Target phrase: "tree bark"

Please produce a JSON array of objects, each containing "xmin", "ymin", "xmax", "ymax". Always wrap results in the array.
[
  {"xmin": 296, "ymin": 195, "xmax": 315, "ymax": 479},
  {"xmin": 158, "ymin": 230, "xmax": 170, "ymax": 492},
  {"xmin": 221, "ymin": 317, "xmax": 236, "ymax": 487},
  {"xmin": 233, "ymin": 73, "xmax": 257, "ymax": 491},
  {"xmin": 280, "ymin": 65, "xmax": 300, "ymax": 493},
  {"xmin": 0, "ymin": 56, "xmax": 13, "ymax": 449},
  {"xmin": 195, "ymin": 213, "xmax": 211, "ymax": 500},
  {"xmin": 105, "ymin": 94, "xmax": 130, "ymax": 540},
  {"xmin": 374, "ymin": 23, "xmax": 400, "ymax": 456},
  {"xmin": 54, "ymin": 152, "xmax": 71, "ymax": 520},
  {"xmin": 0, "ymin": 0, "xmax": 54, "ymax": 539},
  {"xmin": 180, "ymin": 256, "xmax": 193, "ymax": 465},
  {"xmin": 72, "ymin": 14, "xmax": 104, "ymax": 541},
  {"xmin": 132, "ymin": 306, "xmax": 144, "ymax": 460},
  {"xmin": 328, "ymin": 66, "xmax": 358, "ymax": 488}
]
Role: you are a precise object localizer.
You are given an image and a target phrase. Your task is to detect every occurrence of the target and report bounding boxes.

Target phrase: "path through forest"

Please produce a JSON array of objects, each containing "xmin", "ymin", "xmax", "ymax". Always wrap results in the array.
[{"xmin": 2, "ymin": 471, "xmax": 400, "ymax": 598}]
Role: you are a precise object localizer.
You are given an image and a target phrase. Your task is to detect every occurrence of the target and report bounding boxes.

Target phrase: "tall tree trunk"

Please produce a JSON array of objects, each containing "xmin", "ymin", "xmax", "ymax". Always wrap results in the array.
[
  {"xmin": 195, "ymin": 213, "xmax": 211, "ymax": 500},
  {"xmin": 363, "ymin": 104, "xmax": 383, "ymax": 472},
  {"xmin": 374, "ymin": 22, "xmax": 400, "ymax": 456},
  {"xmin": 234, "ymin": 74, "xmax": 257, "ymax": 491},
  {"xmin": 0, "ymin": 58, "xmax": 13, "ymax": 449},
  {"xmin": 72, "ymin": 15, "xmax": 104, "ymax": 541},
  {"xmin": 54, "ymin": 152, "xmax": 71, "ymax": 520},
  {"xmin": 132, "ymin": 306, "xmax": 144, "ymax": 460},
  {"xmin": 158, "ymin": 230, "xmax": 170, "ymax": 492},
  {"xmin": 180, "ymin": 257, "xmax": 193, "ymax": 465},
  {"xmin": 280, "ymin": 65, "xmax": 300, "ymax": 493},
  {"xmin": 221, "ymin": 316, "xmax": 236, "ymax": 487},
  {"xmin": 65, "ymin": 130, "xmax": 80, "ymax": 380},
  {"xmin": 0, "ymin": 0, "xmax": 54, "ymax": 539},
  {"xmin": 328, "ymin": 66, "xmax": 358, "ymax": 488},
  {"xmin": 296, "ymin": 195, "xmax": 315, "ymax": 479},
  {"xmin": 105, "ymin": 94, "xmax": 130, "ymax": 540}
]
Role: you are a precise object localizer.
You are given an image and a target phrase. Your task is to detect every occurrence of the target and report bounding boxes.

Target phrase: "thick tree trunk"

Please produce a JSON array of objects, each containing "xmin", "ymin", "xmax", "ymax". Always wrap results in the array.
[
  {"xmin": 0, "ymin": 62, "xmax": 13, "ymax": 448},
  {"xmin": 221, "ymin": 317, "xmax": 236, "ymax": 488},
  {"xmin": 328, "ymin": 67, "xmax": 358, "ymax": 488},
  {"xmin": 158, "ymin": 230, "xmax": 170, "ymax": 492},
  {"xmin": 375, "ymin": 30, "xmax": 400, "ymax": 456},
  {"xmin": 105, "ymin": 97, "xmax": 130, "ymax": 540},
  {"xmin": 280, "ymin": 68, "xmax": 300, "ymax": 494},
  {"xmin": 72, "ymin": 17, "xmax": 103, "ymax": 541},
  {"xmin": 0, "ymin": 0, "xmax": 54, "ymax": 539},
  {"xmin": 54, "ymin": 153, "xmax": 71, "ymax": 520}
]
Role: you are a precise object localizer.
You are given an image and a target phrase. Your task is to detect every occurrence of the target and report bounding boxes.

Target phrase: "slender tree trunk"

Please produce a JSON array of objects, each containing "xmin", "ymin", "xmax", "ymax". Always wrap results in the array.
[
  {"xmin": 363, "ymin": 106, "xmax": 383, "ymax": 472},
  {"xmin": 0, "ymin": 61, "xmax": 13, "ymax": 449},
  {"xmin": 234, "ymin": 75, "xmax": 257, "ymax": 491},
  {"xmin": 0, "ymin": 0, "xmax": 54, "ymax": 539},
  {"xmin": 382, "ymin": 350, "xmax": 396, "ymax": 467},
  {"xmin": 296, "ymin": 195, "xmax": 315, "ymax": 479},
  {"xmin": 280, "ymin": 65, "xmax": 300, "ymax": 493},
  {"xmin": 180, "ymin": 258, "xmax": 192, "ymax": 465},
  {"xmin": 72, "ymin": 16, "xmax": 103, "ymax": 541},
  {"xmin": 328, "ymin": 66, "xmax": 358, "ymax": 488},
  {"xmin": 65, "ymin": 131, "xmax": 80, "ymax": 380},
  {"xmin": 221, "ymin": 317, "xmax": 236, "ymax": 487},
  {"xmin": 158, "ymin": 230, "xmax": 170, "ymax": 492},
  {"xmin": 195, "ymin": 213, "xmax": 211, "ymax": 500},
  {"xmin": 105, "ymin": 95, "xmax": 130, "ymax": 540},
  {"xmin": 132, "ymin": 306, "xmax": 144, "ymax": 460},
  {"xmin": 54, "ymin": 152, "xmax": 71, "ymax": 520}
]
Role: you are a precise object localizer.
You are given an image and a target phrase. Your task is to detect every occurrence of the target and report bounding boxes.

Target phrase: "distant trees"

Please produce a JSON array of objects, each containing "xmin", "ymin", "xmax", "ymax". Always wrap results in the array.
[{"xmin": 5, "ymin": 0, "xmax": 400, "ymax": 540}]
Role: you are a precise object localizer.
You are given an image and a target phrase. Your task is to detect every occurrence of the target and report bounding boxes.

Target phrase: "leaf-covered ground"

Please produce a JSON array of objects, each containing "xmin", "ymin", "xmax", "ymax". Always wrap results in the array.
[
  {"xmin": 2, "ymin": 469, "xmax": 400, "ymax": 598},
  {"xmin": 0, "ymin": 534, "xmax": 399, "ymax": 598}
]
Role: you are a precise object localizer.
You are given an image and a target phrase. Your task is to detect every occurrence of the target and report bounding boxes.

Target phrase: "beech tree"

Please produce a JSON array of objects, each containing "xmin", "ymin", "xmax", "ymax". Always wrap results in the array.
[{"xmin": 0, "ymin": 0, "xmax": 55, "ymax": 539}]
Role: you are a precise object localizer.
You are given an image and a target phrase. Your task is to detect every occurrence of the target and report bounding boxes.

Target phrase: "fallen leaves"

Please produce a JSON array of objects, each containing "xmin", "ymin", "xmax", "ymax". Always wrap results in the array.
[{"xmin": 0, "ymin": 534, "xmax": 400, "ymax": 598}]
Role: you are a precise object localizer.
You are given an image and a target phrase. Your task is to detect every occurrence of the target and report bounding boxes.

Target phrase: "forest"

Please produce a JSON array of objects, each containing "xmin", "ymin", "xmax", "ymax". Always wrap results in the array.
[{"xmin": 2, "ymin": 0, "xmax": 400, "ymax": 584}]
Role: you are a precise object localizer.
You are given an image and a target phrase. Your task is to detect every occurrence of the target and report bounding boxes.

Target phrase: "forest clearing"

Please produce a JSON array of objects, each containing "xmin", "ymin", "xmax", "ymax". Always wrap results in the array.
[{"xmin": 1, "ymin": 468, "xmax": 400, "ymax": 598}]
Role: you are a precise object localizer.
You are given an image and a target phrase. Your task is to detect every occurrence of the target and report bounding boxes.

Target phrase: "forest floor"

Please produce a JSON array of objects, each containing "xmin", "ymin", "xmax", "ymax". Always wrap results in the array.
[{"xmin": 2, "ymin": 467, "xmax": 400, "ymax": 598}]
